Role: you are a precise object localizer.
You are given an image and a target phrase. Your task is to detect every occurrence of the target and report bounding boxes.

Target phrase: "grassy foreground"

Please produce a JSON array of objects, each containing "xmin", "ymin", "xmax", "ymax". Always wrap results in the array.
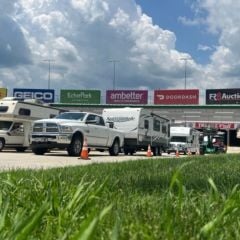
[{"xmin": 1, "ymin": 154, "xmax": 240, "ymax": 239}]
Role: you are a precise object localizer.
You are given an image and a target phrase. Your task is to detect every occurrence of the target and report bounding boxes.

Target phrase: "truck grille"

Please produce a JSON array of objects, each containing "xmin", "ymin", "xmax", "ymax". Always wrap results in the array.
[{"xmin": 33, "ymin": 123, "xmax": 59, "ymax": 133}]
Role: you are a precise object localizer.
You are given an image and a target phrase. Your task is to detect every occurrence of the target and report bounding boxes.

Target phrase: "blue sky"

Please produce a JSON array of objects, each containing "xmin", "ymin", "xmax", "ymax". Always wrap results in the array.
[
  {"xmin": 137, "ymin": 0, "xmax": 218, "ymax": 64},
  {"xmin": 0, "ymin": 0, "xmax": 239, "ymax": 103}
]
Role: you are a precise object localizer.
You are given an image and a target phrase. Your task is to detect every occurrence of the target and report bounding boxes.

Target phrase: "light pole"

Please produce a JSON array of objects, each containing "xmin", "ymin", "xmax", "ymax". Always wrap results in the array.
[
  {"xmin": 180, "ymin": 57, "xmax": 191, "ymax": 89},
  {"xmin": 43, "ymin": 59, "xmax": 55, "ymax": 89},
  {"xmin": 108, "ymin": 59, "xmax": 119, "ymax": 90}
]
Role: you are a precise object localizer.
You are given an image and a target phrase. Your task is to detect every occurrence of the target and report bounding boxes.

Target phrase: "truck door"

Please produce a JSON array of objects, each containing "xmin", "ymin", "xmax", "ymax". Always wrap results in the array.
[
  {"xmin": 7, "ymin": 122, "xmax": 25, "ymax": 145},
  {"xmin": 86, "ymin": 115, "xmax": 108, "ymax": 146}
]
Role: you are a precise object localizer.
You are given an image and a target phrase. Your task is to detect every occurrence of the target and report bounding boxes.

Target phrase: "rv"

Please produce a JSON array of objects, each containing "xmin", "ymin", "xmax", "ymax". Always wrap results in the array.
[
  {"xmin": 167, "ymin": 126, "xmax": 200, "ymax": 155},
  {"xmin": 102, "ymin": 108, "xmax": 170, "ymax": 155},
  {"xmin": 0, "ymin": 98, "xmax": 61, "ymax": 151}
]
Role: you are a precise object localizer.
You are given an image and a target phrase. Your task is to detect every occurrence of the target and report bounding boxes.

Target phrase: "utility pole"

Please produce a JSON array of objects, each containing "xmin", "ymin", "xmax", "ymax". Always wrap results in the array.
[
  {"xmin": 180, "ymin": 57, "xmax": 191, "ymax": 89},
  {"xmin": 108, "ymin": 59, "xmax": 119, "ymax": 90},
  {"xmin": 43, "ymin": 59, "xmax": 55, "ymax": 89}
]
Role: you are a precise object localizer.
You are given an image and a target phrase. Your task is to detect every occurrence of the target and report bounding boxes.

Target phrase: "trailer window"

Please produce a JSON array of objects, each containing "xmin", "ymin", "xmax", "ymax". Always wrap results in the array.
[
  {"xmin": 0, "ymin": 106, "xmax": 8, "ymax": 112},
  {"xmin": 162, "ymin": 125, "xmax": 167, "ymax": 134},
  {"xmin": 144, "ymin": 120, "xmax": 149, "ymax": 129},
  {"xmin": 19, "ymin": 108, "xmax": 31, "ymax": 116},
  {"xmin": 153, "ymin": 119, "xmax": 160, "ymax": 131},
  {"xmin": 0, "ymin": 121, "xmax": 13, "ymax": 131}
]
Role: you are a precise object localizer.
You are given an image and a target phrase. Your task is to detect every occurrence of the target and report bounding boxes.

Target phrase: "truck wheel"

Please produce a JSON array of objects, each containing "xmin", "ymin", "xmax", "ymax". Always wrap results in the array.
[
  {"xmin": 109, "ymin": 139, "xmax": 120, "ymax": 156},
  {"xmin": 0, "ymin": 138, "xmax": 5, "ymax": 151},
  {"xmin": 32, "ymin": 148, "xmax": 48, "ymax": 155},
  {"xmin": 67, "ymin": 136, "xmax": 82, "ymax": 156},
  {"xmin": 16, "ymin": 147, "xmax": 28, "ymax": 152}
]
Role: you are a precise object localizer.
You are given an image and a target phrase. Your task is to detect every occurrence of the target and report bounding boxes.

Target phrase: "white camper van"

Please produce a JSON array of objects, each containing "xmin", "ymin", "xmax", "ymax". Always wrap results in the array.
[
  {"xmin": 167, "ymin": 126, "xmax": 200, "ymax": 155},
  {"xmin": 0, "ymin": 98, "xmax": 61, "ymax": 151},
  {"xmin": 102, "ymin": 108, "xmax": 170, "ymax": 155}
]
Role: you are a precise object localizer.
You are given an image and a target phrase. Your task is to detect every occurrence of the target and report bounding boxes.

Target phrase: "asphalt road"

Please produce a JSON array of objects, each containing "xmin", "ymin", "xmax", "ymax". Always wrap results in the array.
[{"xmin": 0, "ymin": 150, "xmax": 177, "ymax": 171}]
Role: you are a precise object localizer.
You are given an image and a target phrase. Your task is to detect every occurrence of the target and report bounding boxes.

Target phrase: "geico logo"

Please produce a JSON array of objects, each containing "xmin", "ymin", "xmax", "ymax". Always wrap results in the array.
[{"xmin": 14, "ymin": 92, "xmax": 53, "ymax": 100}]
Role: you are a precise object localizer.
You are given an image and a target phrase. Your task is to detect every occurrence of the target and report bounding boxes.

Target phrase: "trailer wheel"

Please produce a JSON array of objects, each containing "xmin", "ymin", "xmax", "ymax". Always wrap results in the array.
[
  {"xmin": 152, "ymin": 147, "xmax": 159, "ymax": 156},
  {"xmin": 32, "ymin": 148, "xmax": 48, "ymax": 155},
  {"xmin": 67, "ymin": 135, "xmax": 82, "ymax": 156},
  {"xmin": 124, "ymin": 149, "xmax": 129, "ymax": 155},
  {"xmin": 0, "ymin": 138, "xmax": 5, "ymax": 151},
  {"xmin": 109, "ymin": 139, "xmax": 120, "ymax": 156}
]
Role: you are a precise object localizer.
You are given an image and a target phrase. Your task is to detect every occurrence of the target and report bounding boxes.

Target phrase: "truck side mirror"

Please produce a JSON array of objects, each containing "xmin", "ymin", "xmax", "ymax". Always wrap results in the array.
[{"xmin": 106, "ymin": 121, "xmax": 114, "ymax": 128}]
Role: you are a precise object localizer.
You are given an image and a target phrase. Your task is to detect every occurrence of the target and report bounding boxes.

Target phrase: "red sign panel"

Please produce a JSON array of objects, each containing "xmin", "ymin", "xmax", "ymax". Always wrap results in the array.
[
  {"xmin": 195, "ymin": 122, "xmax": 235, "ymax": 129},
  {"xmin": 106, "ymin": 90, "xmax": 148, "ymax": 104},
  {"xmin": 154, "ymin": 89, "xmax": 199, "ymax": 105}
]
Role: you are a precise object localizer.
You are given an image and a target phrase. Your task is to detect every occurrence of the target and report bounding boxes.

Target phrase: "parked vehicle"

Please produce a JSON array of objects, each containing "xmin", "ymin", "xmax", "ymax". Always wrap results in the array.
[
  {"xmin": 167, "ymin": 126, "xmax": 201, "ymax": 155},
  {"xmin": 199, "ymin": 127, "xmax": 226, "ymax": 154},
  {"xmin": 102, "ymin": 108, "xmax": 170, "ymax": 155},
  {"xmin": 0, "ymin": 98, "xmax": 61, "ymax": 151},
  {"xmin": 31, "ymin": 112, "xmax": 124, "ymax": 156}
]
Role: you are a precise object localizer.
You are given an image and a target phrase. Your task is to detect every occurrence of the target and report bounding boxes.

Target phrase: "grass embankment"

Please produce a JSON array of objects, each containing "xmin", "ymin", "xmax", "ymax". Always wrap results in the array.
[{"xmin": 1, "ymin": 154, "xmax": 240, "ymax": 239}]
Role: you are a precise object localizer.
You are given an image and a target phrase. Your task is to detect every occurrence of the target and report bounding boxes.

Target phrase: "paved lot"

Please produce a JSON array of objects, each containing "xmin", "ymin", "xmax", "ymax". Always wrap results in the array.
[
  {"xmin": 1, "ymin": 147, "xmax": 238, "ymax": 172},
  {"xmin": 0, "ymin": 150, "xmax": 177, "ymax": 171}
]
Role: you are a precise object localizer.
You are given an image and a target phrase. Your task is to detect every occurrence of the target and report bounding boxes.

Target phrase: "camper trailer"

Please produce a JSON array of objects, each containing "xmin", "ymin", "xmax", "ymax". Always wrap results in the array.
[
  {"xmin": 102, "ymin": 108, "xmax": 170, "ymax": 155},
  {"xmin": 0, "ymin": 98, "xmax": 61, "ymax": 151},
  {"xmin": 167, "ymin": 126, "xmax": 200, "ymax": 155}
]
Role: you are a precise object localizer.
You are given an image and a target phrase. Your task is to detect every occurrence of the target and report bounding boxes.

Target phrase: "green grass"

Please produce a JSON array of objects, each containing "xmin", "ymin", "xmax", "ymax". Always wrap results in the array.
[{"xmin": 1, "ymin": 154, "xmax": 240, "ymax": 239}]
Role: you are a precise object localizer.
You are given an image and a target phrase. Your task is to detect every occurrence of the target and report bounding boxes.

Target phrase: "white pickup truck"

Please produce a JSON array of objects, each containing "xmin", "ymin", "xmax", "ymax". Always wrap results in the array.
[{"xmin": 31, "ymin": 112, "xmax": 124, "ymax": 156}]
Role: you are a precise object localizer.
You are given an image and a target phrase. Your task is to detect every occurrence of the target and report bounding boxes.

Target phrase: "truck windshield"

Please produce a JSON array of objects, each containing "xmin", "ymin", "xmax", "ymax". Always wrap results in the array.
[
  {"xmin": 170, "ymin": 136, "xmax": 187, "ymax": 143},
  {"xmin": 55, "ymin": 112, "xmax": 86, "ymax": 121},
  {"xmin": 0, "ymin": 121, "xmax": 13, "ymax": 131}
]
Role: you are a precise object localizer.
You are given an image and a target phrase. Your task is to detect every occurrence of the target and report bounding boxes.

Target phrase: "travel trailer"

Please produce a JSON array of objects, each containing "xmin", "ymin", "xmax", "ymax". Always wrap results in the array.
[
  {"xmin": 167, "ymin": 126, "xmax": 201, "ymax": 155},
  {"xmin": 0, "ymin": 98, "xmax": 61, "ymax": 151},
  {"xmin": 102, "ymin": 108, "xmax": 170, "ymax": 155}
]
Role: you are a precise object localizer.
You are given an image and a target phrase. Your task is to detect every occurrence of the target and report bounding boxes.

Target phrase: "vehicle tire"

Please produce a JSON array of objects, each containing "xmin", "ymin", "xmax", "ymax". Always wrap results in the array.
[
  {"xmin": 0, "ymin": 138, "xmax": 5, "ymax": 151},
  {"xmin": 152, "ymin": 147, "xmax": 159, "ymax": 156},
  {"xmin": 109, "ymin": 139, "xmax": 120, "ymax": 156},
  {"xmin": 124, "ymin": 149, "xmax": 129, "ymax": 155},
  {"xmin": 16, "ymin": 147, "xmax": 28, "ymax": 152},
  {"xmin": 32, "ymin": 148, "xmax": 48, "ymax": 155},
  {"xmin": 67, "ymin": 136, "xmax": 82, "ymax": 156},
  {"xmin": 129, "ymin": 150, "xmax": 135, "ymax": 155}
]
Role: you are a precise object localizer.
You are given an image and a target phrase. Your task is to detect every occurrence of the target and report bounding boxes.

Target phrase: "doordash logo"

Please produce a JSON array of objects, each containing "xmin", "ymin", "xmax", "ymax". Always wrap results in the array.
[{"xmin": 154, "ymin": 89, "xmax": 199, "ymax": 105}]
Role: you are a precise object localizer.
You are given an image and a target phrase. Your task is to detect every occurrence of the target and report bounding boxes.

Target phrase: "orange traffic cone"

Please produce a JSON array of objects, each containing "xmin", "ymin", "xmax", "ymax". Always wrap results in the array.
[
  {"xmin": 146, "ymin": 144, "xmax": 152, "ymax": 157},
  {"xmin": 175, "ymin": 149, "xmax": 180, "ymax": 158},
  {"xmin": 79, "ymin": 138, "xmax": 91, "ymax": 160},
  {"xmin": 187, "ymin": 149, "xmax": 192, "ymax": 156}
]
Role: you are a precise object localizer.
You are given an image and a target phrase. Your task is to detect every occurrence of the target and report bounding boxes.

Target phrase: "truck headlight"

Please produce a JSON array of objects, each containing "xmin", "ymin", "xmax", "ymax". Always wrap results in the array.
[{"xmin": 60, "ymin": 125, "xmax": 72, "ymax": 133}]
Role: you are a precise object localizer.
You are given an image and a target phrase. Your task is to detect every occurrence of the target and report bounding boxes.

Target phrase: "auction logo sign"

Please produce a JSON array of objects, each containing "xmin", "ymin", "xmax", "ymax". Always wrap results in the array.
[
  {"xmin": 106, "ymin": 90, "xmax": 148, "ymax": 104},
  {"xmin": 206, "ymin": 89, "xmax": 240, "ymax": 104},
  {"xmin": 60, "ymin": 90, "xmax": 101, "ymax": 104},
  {"xmin": 154, "ymin": 89, "xmax": 199, "ymax": 105},
  {"xmin": 13, "ymin": 88, "xmax": 55, "ymax": 103}
]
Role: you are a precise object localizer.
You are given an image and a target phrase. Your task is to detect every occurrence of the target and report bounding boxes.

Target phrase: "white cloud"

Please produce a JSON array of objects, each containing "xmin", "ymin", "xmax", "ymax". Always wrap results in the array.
[{"xmin": 197, "ymin": 44, "xmax": 212, "ymax": 51}]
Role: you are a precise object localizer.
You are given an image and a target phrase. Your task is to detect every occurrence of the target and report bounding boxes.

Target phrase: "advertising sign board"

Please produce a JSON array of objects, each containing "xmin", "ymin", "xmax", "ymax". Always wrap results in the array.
[
  {"xmin": 13, "ymin": 88, "xmax": 55, "ymax": 103},
  {"xmin": 206, "ymin": 88, "xmax": 240, "ymax": 104},
  {"xmin": 106, "ymin": 90, "xmax": 148, "ymax": 104},
  {"xmin": 154, "ymin": 89, "xmax": 199, "ymax": 104},
  {"xmin": 0, "ymin": 88, "xmax": 7, "ymax": 99},
  {"xmin": 195, "ymin": 122, "xmax": 235, "ymax": 130},
  {"xmin": 60, "ymin": 90, "xmax": 101, "ymax": 104}
]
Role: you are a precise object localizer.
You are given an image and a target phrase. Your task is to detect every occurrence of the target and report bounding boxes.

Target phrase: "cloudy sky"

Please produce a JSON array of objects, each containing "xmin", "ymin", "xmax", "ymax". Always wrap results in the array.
[{"xmin": 0, "ymin": 0, "xmax": 240, "ymax": 103}]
